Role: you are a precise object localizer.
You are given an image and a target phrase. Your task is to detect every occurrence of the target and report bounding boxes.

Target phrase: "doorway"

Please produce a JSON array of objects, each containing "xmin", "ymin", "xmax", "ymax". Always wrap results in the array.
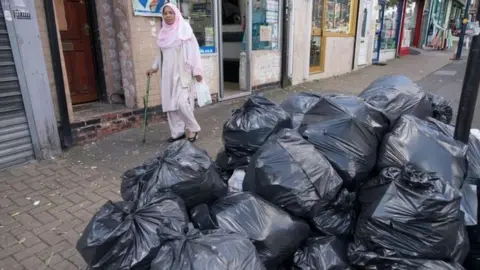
[
  {"xmin": 359, "ymin": 0, "xmax": 374, "ymax": 65},
  {"xmin": 398, "ymin": 0, "xmax": 424, "ymax": 56},
  {"xmin": 372, "ymin": 2, "xmax": 385, "ymax": 63},
  {"xmin": 218, "ymin": 0, "xmax": 252, "ymax": 99},
  {"xmin": 55, "ymin": 0, "xmax": 102, "ymax": 105}
]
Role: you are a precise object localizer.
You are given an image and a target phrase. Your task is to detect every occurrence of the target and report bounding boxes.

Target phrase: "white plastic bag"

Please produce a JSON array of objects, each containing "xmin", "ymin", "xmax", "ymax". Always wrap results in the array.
[
  {"xmin": 227, "ymin": 169, "xmax": 245, "ymax": 193},
  {"xmin": 195, "ymin": 82, "xmax": 212, "ymax": 107}
]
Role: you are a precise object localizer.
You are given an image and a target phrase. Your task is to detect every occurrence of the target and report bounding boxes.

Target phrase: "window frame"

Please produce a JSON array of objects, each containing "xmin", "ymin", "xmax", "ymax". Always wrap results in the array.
[
  {"xmin": 310, "ymin": 0, "xmax": 327, "ymax": 73},
  {"xmin": 323, "ymin": 0, "xmax": 359, "ymax": 37},
  {"xmin": 309, "ymin": 0, "xmax": 358, "ymax": 74},
  {"xmin": 179, "ymin": 0, "xmax": 218, "ymax": 55}
]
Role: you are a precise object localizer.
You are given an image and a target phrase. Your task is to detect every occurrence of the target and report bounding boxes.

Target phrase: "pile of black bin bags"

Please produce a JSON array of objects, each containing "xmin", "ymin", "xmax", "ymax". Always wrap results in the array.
[{"xmin": 76, "ymin": 76, "xmax": 480, "ymax": 270}]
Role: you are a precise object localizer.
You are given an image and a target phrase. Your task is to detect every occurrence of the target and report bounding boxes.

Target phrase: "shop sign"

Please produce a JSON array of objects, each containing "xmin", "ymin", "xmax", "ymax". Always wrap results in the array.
[
  {"xmin": 200, "ymin": 46, "xmax": 216, "ymax": 54},
  {"xmin": 133, "ymin": 0, "xmax": 178, "ymax": 17}
]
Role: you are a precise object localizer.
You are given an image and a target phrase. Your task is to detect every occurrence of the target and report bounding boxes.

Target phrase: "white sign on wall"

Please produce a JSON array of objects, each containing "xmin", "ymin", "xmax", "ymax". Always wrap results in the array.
[{"xmin": 133, "ymin": 0, "xmax": 178, "ymax": 17}]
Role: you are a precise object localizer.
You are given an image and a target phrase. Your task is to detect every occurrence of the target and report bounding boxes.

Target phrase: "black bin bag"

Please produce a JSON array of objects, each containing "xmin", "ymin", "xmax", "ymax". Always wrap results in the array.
[
  {"xmin": 377, "ymin": 116, "xmax": 477, "ymax": 225},
  {"xmin": 121, "ymin": 140, "xmax": 227, "ymax": 208},
  {"xmin": 427, "ymin": 92, "xmax": 454, "ymax": 124},
  {"xmin": 243, "ymin": 129, "xmax": 356, "ymax": 236},
  {"xmin": 151, "ymin": 227, "xmax": 266, "ymax": 270},
  {"xmin": 280, "ymin": 92, "xmax": 322, "ymax": 129},
  {"xmin": 464, "ymin": 187, "xmax": 480, "ymax": 270},
  {"xmin": 377, "ymin": 115, "xmax": 467, "ymax": 189},
  {"xmin": 214, "ymin": 149, "xmax": 247, "ymax": 179},
  {"xmin": 220, "ymin": 94, "xmax": 292, "ymax": 171},
  {"xmin": 291, "ymin": 236, "xmax": 353, "ymax": 270},
  {"xmin": 425, "ymin": 122, "xmax": 480, "ymax": 186},
  {"xmin": 358, "ymin": 75, "xmax": 433, "ymax": 127},
  {"xmin": 299, "ymin": 95, "xmax": 388, "ymax": 190},
  {"xmin": 467, "ymin": 130, "xmax": 480, "ymax": 186},
  {"xmin": 347, "ymin": 247, "xmax": 466, "ymax": 270},
  {"xmin": 349, "ymin": 166, "xmax": 469, "ymax": 268},
  {"xmin": 189, "ymin": 192, "xmax": 310, "ymax": 269},
  {"xmin": 76, "ymin": 192, "xmax": 189, "ymax": 270}
]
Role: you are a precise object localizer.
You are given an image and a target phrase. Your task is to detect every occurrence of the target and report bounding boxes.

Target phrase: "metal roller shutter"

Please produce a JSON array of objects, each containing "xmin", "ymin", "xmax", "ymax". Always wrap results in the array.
[{"xmin": 0, "ymin": 5, "xmax": 34, "ymax": 170}]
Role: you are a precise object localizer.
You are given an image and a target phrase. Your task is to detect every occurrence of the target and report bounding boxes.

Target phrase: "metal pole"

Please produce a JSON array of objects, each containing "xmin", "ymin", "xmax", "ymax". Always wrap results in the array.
[
  {"xmin": 281, "ymin": 0, "xmax": 291, "ymax": 88},
  {"xmin": 453, "ymin": 8, "xmax": 480, "ymax": 143},
  {"xmin": 455, "ymin": 0, "xmax": 473, "ymax": 59}
]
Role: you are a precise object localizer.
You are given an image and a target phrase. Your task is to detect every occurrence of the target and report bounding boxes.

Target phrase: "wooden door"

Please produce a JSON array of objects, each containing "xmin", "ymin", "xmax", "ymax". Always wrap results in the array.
[{"xmin": 60, "ymin": 0, "xmax": 98, "ymax": 104}]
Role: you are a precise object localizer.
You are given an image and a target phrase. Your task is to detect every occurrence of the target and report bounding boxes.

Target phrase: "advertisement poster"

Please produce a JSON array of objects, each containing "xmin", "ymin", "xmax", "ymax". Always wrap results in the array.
[
  {"xmin": 260, "ymin": 25, "xmax": 272, "ymax": 42},
  {"xmin": 133, "ymin": 0, "xmax": 178, "ymax": 17}
]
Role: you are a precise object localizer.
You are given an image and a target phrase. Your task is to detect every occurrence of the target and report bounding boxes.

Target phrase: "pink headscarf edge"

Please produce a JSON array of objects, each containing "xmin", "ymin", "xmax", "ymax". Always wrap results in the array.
[{"xmin": 157, "ymin": 3, "xmax": 203, "ymax": 77}]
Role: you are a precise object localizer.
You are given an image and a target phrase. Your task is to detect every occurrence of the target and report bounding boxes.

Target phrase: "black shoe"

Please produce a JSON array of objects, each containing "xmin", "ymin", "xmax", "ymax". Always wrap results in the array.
[
  {"xmin": 187, "ymin": 132, "xmax": 199, "ymax": 143},
  {"xmin": 167, "ymin": 134, "xmax": 185, "ymax": 143}
]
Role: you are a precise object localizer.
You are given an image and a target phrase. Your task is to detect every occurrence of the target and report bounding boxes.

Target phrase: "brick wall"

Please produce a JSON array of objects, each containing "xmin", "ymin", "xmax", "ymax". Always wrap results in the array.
[{"xmin": 129, "ymin": 13, "xmax": 162, "ymax": 108}]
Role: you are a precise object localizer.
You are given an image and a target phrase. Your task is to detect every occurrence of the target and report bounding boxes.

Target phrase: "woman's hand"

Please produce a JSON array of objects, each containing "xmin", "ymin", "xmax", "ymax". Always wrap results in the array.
[
  {"xmin": 147, "ymin": 68, "xmax": 158, "ymax": 77},
  {"xmin": 195, "ymin": 75, "xmax": 203, "ymax": 82}
]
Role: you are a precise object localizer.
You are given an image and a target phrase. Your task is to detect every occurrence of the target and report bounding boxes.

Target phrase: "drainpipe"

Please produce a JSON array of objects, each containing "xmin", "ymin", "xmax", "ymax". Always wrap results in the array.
[
  {"xmin": 281, "ymin": 0, "xmax": 291, "ymax": 87},
  {"xmin": 304, "ymin": 0, "xmax": 313, "ymax": 81},
  {"xmin": 395, "ymin": 0, "xmax": 406, "ymax": 57},
  {"xmin": 288, "ymin": 0, "xmax": 295, "ymax": 80},
  {"xmin": 43, "ymin": 0, "xmax": 73, "ymax": 148}
]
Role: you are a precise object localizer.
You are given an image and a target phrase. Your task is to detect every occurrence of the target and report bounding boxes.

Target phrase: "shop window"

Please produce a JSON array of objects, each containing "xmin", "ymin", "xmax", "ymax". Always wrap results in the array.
[
  {"xmin": 310, "ymin": 0, "xmax": 324, "ymax": 72},
  {"xmin": 178, "ymin": 0, "xmax": 216, "ymax": 54},
  {"xmin": 309, "ymin": 0, "xmax": 357, "ymax": 73},
  {"xmin": 245, "ymin": 0, "xmax": 281, "ymax": 50},
  {"xmin": 361, "ymin": 8, "xmax": 368, "ymax": 37},
  {"xmin": 325, "ymin": 0, "xmax": 357, "ymax": 35},
  {"xmin": 380, "ymin": 2, "xmax": 398, "ymax": 51}
]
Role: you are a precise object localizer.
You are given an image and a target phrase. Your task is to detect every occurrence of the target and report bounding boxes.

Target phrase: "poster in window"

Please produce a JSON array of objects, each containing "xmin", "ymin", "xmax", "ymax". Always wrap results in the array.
[
  {"xmin": 260, "ymin": 25, "xmax": 273, "ymax": 42},
  {"xmin": 201, "ymin": 26, "xmax": 216, "ymax": 54},
  {"xmin": 132, "ymin": 0, "xmax": 178, "ymax": 17}
]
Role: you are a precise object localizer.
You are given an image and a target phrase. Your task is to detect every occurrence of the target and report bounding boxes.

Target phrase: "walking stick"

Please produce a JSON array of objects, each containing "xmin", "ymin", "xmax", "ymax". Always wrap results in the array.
[{"xmin": 142, "ymin": 76, "xmax": 151, "ymax": 143}]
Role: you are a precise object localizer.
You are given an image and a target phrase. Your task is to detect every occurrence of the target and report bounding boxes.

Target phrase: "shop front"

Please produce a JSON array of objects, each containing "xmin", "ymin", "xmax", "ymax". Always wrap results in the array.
[
  {"xmin": 36, "ymin": 0, "xmax": 286, "ymax": 144},
  {"xmin": 291, "ymin": 0, "xmax": 359, "ymax": 84},
  {"xmin": 181, "ymin": 0, "xmax": 284, "ymax": 100},
  {"xmin": 398, "ymin": 0, "xmax": 425, "ymax": 55},
  {"xmin": 372, "ymin": 0, "xmax": 401, "ymax": 62},
  {"xmin": 423, "ymin": 0, "xmax": 451, "ymax": 48}
]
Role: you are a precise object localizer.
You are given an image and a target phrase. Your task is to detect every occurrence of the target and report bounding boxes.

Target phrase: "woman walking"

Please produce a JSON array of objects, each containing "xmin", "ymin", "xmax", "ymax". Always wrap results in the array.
[{"xmin": 147, "ymin": 3, "xmax": 202, "ymax": 143}]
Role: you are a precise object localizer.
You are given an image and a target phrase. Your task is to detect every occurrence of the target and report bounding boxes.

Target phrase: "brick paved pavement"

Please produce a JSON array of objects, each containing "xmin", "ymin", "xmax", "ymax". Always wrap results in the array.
[
  {"xmin": 0, "ymin": 50, "xmax": 459, "ymax": 269},
  {"xmin": 0, "ymin": 160, "xmax": 123, "ymax": 270}
]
